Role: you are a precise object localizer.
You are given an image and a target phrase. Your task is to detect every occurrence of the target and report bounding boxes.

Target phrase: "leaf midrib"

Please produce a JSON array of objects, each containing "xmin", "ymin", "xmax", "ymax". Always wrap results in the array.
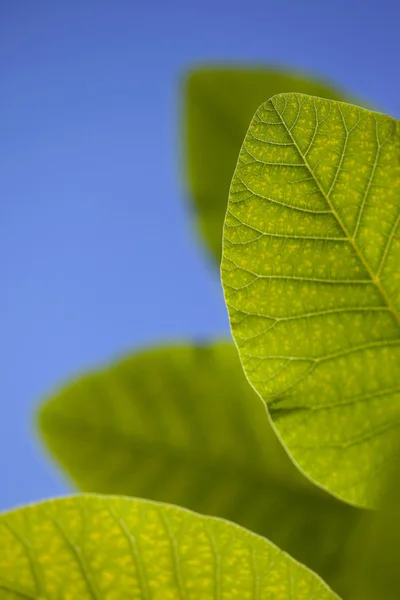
[{"xmin": 272, "ymin": 95, "xmax": 400, "ymax": 330}]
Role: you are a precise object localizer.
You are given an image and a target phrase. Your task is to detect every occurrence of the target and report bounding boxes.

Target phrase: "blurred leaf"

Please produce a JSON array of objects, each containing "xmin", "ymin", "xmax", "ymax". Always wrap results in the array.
[
  {"xmin": 0, "ymin": 494, "xmax": 340, "ymax": 600},
  {"xmin": 340, "ymin": 453, "xmax": 400, "ymax": 599},
  {"xmin": 184, "ymin": 67, "xmax": 351, "ymax": 261},
  {"xmin": 38, "ymin": 343, "xmax": 360, "ymax": 594},
  {"xmin": 221, "ymin": 93, "xmax": 400, "ymax": 508}
]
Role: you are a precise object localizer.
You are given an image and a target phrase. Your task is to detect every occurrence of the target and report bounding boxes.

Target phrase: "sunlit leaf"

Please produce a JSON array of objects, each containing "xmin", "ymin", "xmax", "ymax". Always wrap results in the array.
[
  {"xmin": 221, "ymin": 93, "xmax": 400, "ymax": 508},
  {"xmin": 38, "ymin": 343, "xmax": 359, "ymax": 592},
  {"xmin": 0, "ymin": 495, "xmax": 339, "ymax": 599},
  {"xmin": 184, "ymin": 68, "xmax": 351, "ymax": 261}
]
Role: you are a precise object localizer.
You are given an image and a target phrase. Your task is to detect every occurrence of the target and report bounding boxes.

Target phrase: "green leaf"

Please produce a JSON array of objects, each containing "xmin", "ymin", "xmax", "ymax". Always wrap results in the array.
[
  {"xmin": 341, "ymin": 454, "xmax": 400, "ymax": 599},
  {"xmin": 38, "ymin": 343, "xmax": 359, "ymax": 593},
  {"xmin": 184, "ymin": 67, "xmax": 351, "ymax": 261},
  {"xmin": 0, "ymin": 495, "xmax": 340, "ymax": 600},
  {"xmin": 221, "ymin": 93, "xmax": 400, "ymax": 508}
]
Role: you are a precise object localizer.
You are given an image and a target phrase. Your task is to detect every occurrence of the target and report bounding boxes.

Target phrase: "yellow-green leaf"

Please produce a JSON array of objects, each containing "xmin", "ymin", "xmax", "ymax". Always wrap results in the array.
[
  {"xmin": 221, "ymin": 93, "xmax": 400, "ymax": 508},
  {"xmin": 38, "ymin": 343, "xmax": 359, "ymax": 592},
  {"xmin": 0, "ymin": 494, "xmax": 339, "ymax": 599},
  {"xmin": 184, "ymin": 68, "xmax": 351, "ymax": 261}
]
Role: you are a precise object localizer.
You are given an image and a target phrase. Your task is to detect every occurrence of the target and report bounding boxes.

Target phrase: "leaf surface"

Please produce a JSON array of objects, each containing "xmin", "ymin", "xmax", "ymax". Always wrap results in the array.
[
  {"xmin": 184, "ymin": 68, "xmax": 351, "ymax": 261},
  {"xmin": 221, "ymin": 93, "xmax": 400, "ymax": 507},
  {"xmin": 340, "ymin": 453, "xmax": 400, "ymax": 599},
  {"xmin": 38, "ymin": 343, "xmax": 359, "ymax": 592},
  {"xmin": 0, "ymin": 495, "xmax": 339, "ymax": 600}
]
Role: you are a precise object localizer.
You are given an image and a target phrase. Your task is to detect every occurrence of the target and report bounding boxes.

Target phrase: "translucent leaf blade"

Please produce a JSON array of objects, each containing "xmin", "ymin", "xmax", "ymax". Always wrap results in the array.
[
  {"xmin": 37, "ymin": 343, "xmax": 359, "ymax": 592},
  {"xmin": 184, "ymin": 68, "xmax": 353, "ymax": 261},
  {"xmin": 0, "ymin": 495, "xmax": 339, "ymax": 599},
  {"xmin": 221, "ymin": 93, "xmax": 400, "ymax": 507}
]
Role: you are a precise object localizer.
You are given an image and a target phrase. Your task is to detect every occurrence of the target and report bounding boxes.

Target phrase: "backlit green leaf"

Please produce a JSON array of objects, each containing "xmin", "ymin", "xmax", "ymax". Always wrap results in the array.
[
  {"xmin": 221, "ymin": 93, "xmax": 400, "ymax": 508},
  {"xmin": 0, "ymin": 495, "xmax": 339, "ymax": 600},
  {"xmin": 184, "ymin": 68, "xmax": 350, "ymax": 261},
  {"xmin": 38, "ymin": 343, "xmax": 359, "ymax": 592}
]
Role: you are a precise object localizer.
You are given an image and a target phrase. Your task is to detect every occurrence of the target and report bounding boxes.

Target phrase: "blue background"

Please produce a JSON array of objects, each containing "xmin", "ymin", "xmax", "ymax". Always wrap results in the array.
[{"xmin": 1, "ymin": 0, "xmax": 399, "ymax": 512}]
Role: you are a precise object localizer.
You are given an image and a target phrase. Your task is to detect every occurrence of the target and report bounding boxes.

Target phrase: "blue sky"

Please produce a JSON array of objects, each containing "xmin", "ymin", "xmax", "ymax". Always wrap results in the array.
[{"xmin": 1, "ymin": 0, "xmax": 399, "ymax": 512}]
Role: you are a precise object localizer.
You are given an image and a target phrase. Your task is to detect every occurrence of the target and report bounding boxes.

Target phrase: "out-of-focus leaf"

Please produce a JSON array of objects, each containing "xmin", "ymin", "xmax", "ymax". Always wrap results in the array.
[
  {"xmin": 38, "ymin": 343, "xmax": 360, "ymax": 594},
  {"xmin": 221, "ymin": 93, "xmax": 400, "ymax": 508},
  {"xmin": 0, "ymin": 494, "xmax": 340, "ymax": 600},
  {"xmin": 184, "ymin": 67, "xmax": 351, "ymax": 261},
  {"xmin": 340, "ymin": 453, "xmax": 400, "ymax": 599}
]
